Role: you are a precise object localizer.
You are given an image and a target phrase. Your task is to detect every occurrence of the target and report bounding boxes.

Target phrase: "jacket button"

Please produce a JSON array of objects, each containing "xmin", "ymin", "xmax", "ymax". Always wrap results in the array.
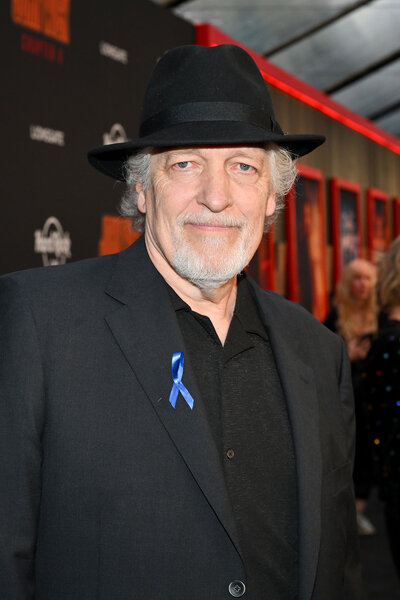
[{"xmin": 228, "ymin": 580, "xmax": 246, "ymax": 597}]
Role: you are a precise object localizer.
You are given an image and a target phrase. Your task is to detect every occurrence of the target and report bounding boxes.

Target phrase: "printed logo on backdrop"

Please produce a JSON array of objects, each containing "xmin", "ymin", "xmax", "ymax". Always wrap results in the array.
[
  {"xmin": 11, "ymin": 0, "xmax": 71, "ymax": 64},
  {"xmin": 30, "ymin": 125, "xmax": 65, "ymax": 146},
  {"xmin": 103, "ymin": 123, "xmax": 128, "ymax": 146},
  {"xmin": 34, "ymin": 217, "xmax": 72, "ymax": 266},
  {"xmin": 99, "ymin": 41, "xmax": 128, "ymax": 65}
]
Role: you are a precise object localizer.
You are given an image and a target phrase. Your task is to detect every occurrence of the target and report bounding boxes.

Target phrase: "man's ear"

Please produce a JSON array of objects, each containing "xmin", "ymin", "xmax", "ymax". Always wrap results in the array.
[
  {"xmin": 265, "ymin": 192, "xmax": 276, "ymax": 217},
  {"xmin": 136, "ymin": 184, "xmax": 146, "ymax": 214}
]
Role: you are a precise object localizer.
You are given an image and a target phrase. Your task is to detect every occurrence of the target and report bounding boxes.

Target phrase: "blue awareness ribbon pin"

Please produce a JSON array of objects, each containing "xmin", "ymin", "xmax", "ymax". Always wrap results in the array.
[{"xmin": 168, "ymin": 352, "xmax": 194, "ymax": 410}]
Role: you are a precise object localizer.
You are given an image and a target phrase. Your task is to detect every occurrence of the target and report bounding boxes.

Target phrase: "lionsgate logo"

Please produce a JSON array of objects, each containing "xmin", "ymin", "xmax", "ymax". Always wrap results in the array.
[
  {"xmin": 34, "ymin": 216, "xmax": 72, "ymax": 266},
  {"xmin": 30, "ymin": 125, "xmax": 65, "ymax": 146},
  {"xmin": 103, "ymin": 123, "xmax": 128, "ymax": 146},
  {"xmin": 99, "ymin": 41, "xmax": 128, "ymax": 64}
]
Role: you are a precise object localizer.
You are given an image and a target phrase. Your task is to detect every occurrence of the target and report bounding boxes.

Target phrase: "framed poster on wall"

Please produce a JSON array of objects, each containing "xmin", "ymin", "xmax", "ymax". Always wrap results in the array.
[
  {"xmin": 366, "ymin": 188, "xmax": 390, "ymax": 264},
  {"xmin": 393, "ymin": 197, "xmax": 400, "ymax": 238},
  {"xmin": 247, "ymin": 228, "xmax": 276, "ymax": 291},
  {"xmin": 98, "ymin": 216, "xmax": 140, "ymax": 256},
  {"xmin": 330, "ymin": 178, "xmax": 362, "ymax": 285},
  {"xmin": 286, "ymin": 165, "xmax": 328, "ymax": 321}
]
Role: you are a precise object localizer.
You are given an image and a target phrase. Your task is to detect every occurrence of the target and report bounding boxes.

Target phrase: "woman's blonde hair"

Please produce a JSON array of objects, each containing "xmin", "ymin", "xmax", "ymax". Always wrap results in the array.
[
  {"xmin": 377, "ymin": 236, "xmax": 400, "ymax": 311},
  {"xmin": 335, "ymin": 258, "xmax": 378, "ymax": 342}
]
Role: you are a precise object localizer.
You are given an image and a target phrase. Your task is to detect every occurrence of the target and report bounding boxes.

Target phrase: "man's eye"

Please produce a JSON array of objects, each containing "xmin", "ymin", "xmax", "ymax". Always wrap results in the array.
[
  {"xmin": 238, "ymin": 163, "xmax": 253, "ymax": 172},
  {"xmin": 176, "ymin": 161, "xmax": 190, "ymax": 169}
]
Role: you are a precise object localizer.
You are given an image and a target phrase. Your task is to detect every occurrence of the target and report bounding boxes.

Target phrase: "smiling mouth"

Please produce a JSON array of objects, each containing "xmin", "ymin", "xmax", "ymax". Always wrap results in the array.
[{"xmin": 189, "ymin": 223, "xmax": 237, "ymax": 231}]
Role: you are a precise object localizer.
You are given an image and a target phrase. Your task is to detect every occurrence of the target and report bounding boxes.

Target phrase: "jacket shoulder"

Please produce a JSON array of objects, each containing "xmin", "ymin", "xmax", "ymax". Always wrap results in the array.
[
  {"xmin": 0, "ymin": 254, "xmax": 122, "ymax": 326},
  {"xmin": 0, "ymin": 254, "xmax": 117, "ymax": 296},
  {"xmin": 252, "ymin": 284, "xmax": 340, "ymax": 343}
]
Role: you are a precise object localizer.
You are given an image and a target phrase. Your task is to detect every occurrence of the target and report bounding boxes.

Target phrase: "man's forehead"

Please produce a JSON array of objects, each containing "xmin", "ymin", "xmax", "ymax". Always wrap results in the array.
[{"xmin": 152, "ymin": 145, "xmax": 269, "ymax": 161}]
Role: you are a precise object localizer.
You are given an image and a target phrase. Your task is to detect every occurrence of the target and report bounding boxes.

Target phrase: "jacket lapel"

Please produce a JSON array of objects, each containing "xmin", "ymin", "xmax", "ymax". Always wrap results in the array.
[
  {"xmin": 103, "ymin": 238, "xmax": 242, "ymax": 556},
  {"xmin": 248, "ymin": 281, "xmax": 322, "ymax": 600}
]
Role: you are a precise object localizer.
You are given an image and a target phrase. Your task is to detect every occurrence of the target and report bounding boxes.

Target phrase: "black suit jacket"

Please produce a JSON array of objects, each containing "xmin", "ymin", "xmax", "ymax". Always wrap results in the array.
[{"xmin": 0, "ymin": 237, "xmax": 361, "ymax": 599}]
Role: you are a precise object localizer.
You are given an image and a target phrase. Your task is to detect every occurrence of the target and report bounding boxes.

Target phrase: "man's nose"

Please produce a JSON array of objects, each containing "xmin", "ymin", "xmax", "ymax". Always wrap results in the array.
[{"xmin": 198, "ymin": 168, "xmax": 232, "ymax": 212}]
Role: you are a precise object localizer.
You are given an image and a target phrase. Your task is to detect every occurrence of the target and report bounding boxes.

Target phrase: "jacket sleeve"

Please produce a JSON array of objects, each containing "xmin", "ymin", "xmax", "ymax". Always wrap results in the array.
[
  {"xmin": 337, "ymin": 337, "xmax": 363, "ymax": 600},
  {"xmin": 0, "ymin": 275, "xmax": 45, "ymax": 599}
]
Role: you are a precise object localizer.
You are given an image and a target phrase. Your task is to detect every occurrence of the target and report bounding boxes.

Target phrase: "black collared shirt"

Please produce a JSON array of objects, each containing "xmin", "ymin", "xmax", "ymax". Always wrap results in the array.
[{"xmin": 168, "ymin": 275, "xmax": 298, "ymax": 600}]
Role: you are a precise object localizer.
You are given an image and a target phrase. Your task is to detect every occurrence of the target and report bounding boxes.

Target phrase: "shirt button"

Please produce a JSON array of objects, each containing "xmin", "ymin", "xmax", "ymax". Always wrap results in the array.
[
  {"xmin": 226, "ymin": 448, "xmax": 235, "ymax": 459},
  {"xmin": 228, "ymin": 580, "xmax": 246, "ymax": 597}
]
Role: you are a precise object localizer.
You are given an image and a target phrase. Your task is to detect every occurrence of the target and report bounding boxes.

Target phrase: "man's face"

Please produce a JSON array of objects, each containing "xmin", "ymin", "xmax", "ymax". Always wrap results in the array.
[{"xmin": 137, "ymin": 146, "xmax": 276, "ymax": 289}]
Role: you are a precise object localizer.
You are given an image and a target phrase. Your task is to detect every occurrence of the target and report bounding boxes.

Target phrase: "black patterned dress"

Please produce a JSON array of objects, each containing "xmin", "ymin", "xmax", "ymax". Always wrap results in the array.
[
  {"xmin": 324, "ymin": 307, "xmax": 375, "ymax": 499},
  {"xmin": 362, "ymin": 319, "xmax": 400, "ymax": 577}
]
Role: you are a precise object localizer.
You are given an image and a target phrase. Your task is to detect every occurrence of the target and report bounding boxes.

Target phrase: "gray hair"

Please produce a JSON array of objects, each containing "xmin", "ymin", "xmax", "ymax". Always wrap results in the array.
[{"xmin": 119, "ymin": 144, "xmax": 297, "ymax": 232}]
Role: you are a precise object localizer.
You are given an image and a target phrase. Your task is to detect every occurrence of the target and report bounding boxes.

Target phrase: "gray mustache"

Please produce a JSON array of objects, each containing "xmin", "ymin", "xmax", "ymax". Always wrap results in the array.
[{"xmin": 178, "ymin": 213, "xmax": 246, "ymax": 228}]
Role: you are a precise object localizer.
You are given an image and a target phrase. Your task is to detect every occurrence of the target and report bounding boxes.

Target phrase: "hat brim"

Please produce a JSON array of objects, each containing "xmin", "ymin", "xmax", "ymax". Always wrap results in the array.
[{"xmin": 88, "ymin": 121, "xmax": 325, "ymax": 181}]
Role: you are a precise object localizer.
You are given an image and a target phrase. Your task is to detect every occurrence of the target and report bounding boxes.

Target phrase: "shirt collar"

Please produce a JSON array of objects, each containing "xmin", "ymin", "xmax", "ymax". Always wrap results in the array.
[
  {"xmin": 166, "ymin": 273, "xmax": 268, "ymax": 342},
  {"xmin": 234, "ymin": 274, "xmax": 268, "ymax": 341}
]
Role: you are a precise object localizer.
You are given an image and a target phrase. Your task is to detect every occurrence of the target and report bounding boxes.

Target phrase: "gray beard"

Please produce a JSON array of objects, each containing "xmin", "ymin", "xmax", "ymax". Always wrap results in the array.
[{"xmin": 171, "ymin": 215, "xmax": 254, "ymax": 291}]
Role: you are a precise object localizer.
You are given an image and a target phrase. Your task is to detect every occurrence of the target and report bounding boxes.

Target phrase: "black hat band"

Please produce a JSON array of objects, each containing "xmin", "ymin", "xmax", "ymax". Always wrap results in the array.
[{"xmin": 140, "ymin": 101, "xmax": 284, "ymax": 137}]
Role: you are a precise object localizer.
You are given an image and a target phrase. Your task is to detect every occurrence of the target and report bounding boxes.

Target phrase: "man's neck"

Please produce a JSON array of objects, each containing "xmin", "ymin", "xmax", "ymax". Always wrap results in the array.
[{"xmin": 145, "ymin": 238, "xmax": 237, "ymax": 345}]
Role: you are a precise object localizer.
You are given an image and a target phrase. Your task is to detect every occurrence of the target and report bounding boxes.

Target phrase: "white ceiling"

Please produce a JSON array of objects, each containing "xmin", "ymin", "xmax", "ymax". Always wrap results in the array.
[{"xmin": 151, "ymin": 0, "xmax": 400, "ymax": 139}]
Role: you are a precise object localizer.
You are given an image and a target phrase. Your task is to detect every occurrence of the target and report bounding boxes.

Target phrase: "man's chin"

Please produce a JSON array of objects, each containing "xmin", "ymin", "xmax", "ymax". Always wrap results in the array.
[
  {"xmin": 172, "ymin": 241, "xmax": 251, "ymax": 290},
  {"xmin": 174, "ymin": 260, "xmax": 245, "ymax": 290},
  {"xmin": 188, "ymin": 273, "xmax": 235, "ymax": 291}
]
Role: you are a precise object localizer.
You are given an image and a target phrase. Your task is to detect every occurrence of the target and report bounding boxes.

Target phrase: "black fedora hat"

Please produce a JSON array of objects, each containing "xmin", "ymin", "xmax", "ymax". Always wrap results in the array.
[{"xmin": 88, "ymin": 44, "xmax": 325, "ymax": 181}]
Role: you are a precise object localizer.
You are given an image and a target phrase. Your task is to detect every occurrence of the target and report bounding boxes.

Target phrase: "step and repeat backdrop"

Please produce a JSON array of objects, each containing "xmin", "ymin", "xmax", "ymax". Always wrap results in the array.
[{"xmin": 0, "ymin": 0, "xmax": 194, "ymax": 274}]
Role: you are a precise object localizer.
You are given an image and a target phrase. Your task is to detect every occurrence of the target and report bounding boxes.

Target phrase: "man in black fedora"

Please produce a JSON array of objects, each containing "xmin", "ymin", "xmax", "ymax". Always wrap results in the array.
[{"xmin": 0, "ymin": 44, "xmax": 361, "ymax": 599}]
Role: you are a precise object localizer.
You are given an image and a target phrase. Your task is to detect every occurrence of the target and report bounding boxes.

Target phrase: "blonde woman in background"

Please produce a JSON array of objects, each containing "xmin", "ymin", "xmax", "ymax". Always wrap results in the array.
[{"xmin": 325, "ymin": 258, "xmax": 381, "ymax": 535}]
